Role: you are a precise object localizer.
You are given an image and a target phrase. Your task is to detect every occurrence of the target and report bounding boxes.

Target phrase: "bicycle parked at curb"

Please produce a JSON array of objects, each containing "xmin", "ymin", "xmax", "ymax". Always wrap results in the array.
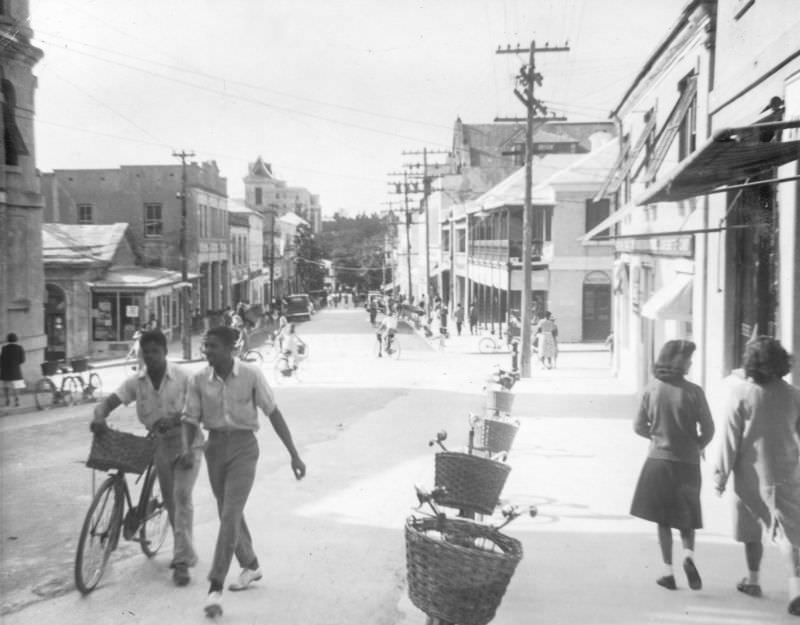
[
  {"xmin": 34, "ymin": 360, "xmax": 102, "ymax": 410},
  {"xmin": 477, "ymin": 332, "xmax": 509, "ymax": 355},
  {"xmin": 74, "ymin": 427, "xmax": 170, "ymax": 595}
]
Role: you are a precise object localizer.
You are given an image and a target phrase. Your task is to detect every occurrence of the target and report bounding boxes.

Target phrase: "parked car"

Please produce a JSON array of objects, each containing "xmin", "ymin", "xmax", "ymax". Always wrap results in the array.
[{"xmin": 285, "ymin": 293, "xmax": 313, "ymax": 322}]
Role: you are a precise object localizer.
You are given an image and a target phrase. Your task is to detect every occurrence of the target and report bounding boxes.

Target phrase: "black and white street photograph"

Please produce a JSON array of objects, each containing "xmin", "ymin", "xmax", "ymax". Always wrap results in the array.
[{"xmin": 2, "ymin": 1, "xmax": 800, "ymax": 623}]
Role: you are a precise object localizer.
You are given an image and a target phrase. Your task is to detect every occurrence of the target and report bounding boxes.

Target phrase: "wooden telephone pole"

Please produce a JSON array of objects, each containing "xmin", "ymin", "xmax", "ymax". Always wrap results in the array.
[
  {"xmin": 496, "ymin": 40, "xmax": 569, "ymax": 377},
  {"xmin": 173, "ymin": 150, "xmax": 195, "ymax": 361},
  {"xmin": 388, "ymin": 172, "xmax": 424, "ymax": 302}
]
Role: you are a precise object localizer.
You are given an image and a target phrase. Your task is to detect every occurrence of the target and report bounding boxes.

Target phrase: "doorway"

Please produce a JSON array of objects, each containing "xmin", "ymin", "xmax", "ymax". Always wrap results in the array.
[
  {"xmin": 582, "ymin": 272, "xmax": 611, "ymax": 341},
  {"xmin": 44, "ymin": 283, "xmax": 67, "ymax": 361}
]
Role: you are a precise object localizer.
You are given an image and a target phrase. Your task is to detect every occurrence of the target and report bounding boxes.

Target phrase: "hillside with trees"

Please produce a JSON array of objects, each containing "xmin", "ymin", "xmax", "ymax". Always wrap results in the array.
[{"xmin": 318, "ymin": 212, "xmax": 391, "ymax": 292}]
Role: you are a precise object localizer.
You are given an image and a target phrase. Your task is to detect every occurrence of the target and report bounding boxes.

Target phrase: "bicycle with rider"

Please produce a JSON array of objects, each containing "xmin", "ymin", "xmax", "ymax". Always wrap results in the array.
[{"xmin": 376, "ymin": 310, "xmax": 398, "ymax": 357}]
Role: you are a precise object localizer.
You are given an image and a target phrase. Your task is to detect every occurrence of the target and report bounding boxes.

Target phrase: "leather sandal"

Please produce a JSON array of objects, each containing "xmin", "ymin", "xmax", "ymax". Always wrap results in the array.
[{"xmin": 736, "ymin": 578, "xmax": 762, "ymax": 598}]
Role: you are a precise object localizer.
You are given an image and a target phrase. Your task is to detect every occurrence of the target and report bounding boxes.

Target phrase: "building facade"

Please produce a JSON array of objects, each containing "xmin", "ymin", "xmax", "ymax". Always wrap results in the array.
[
  {"xmin": 587, "ymin": 0, "xmax": 800, "ymax": 393},
  {"xmin": 442, "ymin": 133, "xmax": 617, "ymax": 342},
  {"xmin": 0, "ymin": 0, "xmax": 46, "ymax": 380},
  {"xmin": 42, "ymin": 161, "xmax": 231, "ymax": 330}
]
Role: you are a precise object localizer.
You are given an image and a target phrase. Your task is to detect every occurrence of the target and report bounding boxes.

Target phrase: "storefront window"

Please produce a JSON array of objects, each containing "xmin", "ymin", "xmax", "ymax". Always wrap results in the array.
[{"xmin": 92, "ymin": 292, "xmax": 143, "ymax": 341}]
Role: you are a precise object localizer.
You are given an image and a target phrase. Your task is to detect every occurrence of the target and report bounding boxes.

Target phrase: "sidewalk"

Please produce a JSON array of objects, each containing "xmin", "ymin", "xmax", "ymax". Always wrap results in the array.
[{"xmin": 0, "ymin": 333, "xmax": 207, "ymax": 418}]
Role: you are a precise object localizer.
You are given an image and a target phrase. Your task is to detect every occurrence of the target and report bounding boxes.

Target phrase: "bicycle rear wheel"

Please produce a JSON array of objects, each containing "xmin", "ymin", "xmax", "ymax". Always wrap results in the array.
[
  {"xmin": 75, "ymin": 476, "xmax": 120, "ymax": 594},
  {"xmin": 478, "ymin": 337, "xmax": 496, "ymax": 354},
  {"xmin": 241, "ymin": 349, "xmax": 263, "ymax": 364},
  {"xmin": 139, "ymin": 468, "xmax": 169, "ymax": 557},
  {"xmin": 87, "ymin": 372, "xmax": 103, "ymax": 400},
  {"xmin": 34, "ymin": 378, "xmax": 56, "ymax": 410}
]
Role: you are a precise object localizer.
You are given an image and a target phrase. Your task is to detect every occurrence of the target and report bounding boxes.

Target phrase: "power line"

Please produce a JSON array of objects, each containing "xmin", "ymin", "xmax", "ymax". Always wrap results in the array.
[
  {"xmin": 35, "ymin": 28, "xmax": 457, "ymax": 133},
  {"xmin": 34, "ymin": 37, "xmax": 452, "ymax": 150}
]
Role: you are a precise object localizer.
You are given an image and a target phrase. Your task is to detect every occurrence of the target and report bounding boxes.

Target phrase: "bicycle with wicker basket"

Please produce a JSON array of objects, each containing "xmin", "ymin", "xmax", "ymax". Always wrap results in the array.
[
  {"xmin": 406, "ymin": 484, "xmax": 535, "ymax": 625},
  {"xmin": 74, "ymin": 427, "xmax": 170, "ymax": 594}
]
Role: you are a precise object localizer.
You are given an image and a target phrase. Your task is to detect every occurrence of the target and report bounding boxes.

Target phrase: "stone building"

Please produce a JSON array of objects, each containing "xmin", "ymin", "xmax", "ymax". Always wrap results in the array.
[{"xmin": 0, "ymin": 0, "xmax": 45, "ymax": 380}]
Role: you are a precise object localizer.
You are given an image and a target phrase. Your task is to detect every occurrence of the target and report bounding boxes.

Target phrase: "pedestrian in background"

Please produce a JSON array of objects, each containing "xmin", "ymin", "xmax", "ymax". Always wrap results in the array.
[
  {"xmin": 630, "ymin": 339, "xmax": 714, "ymax": 591},
  {"xmin": 1, "ymin": 333, "xmax": 25, "ymax": 407},
  {"xmin": 454, "ymin": 303, "xmax": 464, "ymax": 336},
  {"xmin": 469, "ymin": 303, "xmax": 478, "ymax": 335},
  {"xmin": 182, "ymin": 326, "xmax": 305, "ymax": 618},
  {"xmin": 536, "ymin": 311, "xmax": 558, "ymax": 369},
  {"xmin": 713, "ymin": 337, "xmax": 800, "ymax": 615}
]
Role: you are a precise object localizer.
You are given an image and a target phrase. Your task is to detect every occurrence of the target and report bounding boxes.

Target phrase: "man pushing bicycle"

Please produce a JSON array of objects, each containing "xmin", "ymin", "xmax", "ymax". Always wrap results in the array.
[
  {"xmin": 376, "ymin": 309, "xmax": 398, "ymax": 357},
  {"xmin": 90, "ymin": 329, "xmax": 203, "ymax": 587}
]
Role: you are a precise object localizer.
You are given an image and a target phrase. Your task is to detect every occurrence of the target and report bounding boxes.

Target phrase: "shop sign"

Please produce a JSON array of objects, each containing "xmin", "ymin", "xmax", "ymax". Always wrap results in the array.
[
  {"xmin": 616, "ymin": 234, "xmax": 693, "ymax": 258},
  {"xmin": 125, "ymin": 305, "xmax": 139, "ymax": 318}
]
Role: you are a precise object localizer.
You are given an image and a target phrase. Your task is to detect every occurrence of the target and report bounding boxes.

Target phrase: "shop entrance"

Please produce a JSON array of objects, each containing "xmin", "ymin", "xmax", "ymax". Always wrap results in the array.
[{"xmin": 44, "ymin": 283, "xmax": 67, "ymax": 361}]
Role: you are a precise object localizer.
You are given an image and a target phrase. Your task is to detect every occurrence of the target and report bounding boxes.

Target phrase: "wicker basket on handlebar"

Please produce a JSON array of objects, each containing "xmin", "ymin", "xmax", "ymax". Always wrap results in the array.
[
  {"xmin": 434, "ymin": 452, "xmax": 511, "ymax": 515},
  {"xmin": 86, "ymin": 430, "xmax": 155, "ymax": 474},
  {"xmin": 405, "ymin": 515, "xmax": 523, "ymax": 625},
  {"xmin": 474, "ymin": 417, "xmax": 520, "ymax": 455}
]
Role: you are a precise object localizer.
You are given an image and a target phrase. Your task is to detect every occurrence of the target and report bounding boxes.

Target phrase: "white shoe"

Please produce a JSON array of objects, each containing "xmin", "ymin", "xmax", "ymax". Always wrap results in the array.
[
  {"xmin": 204, "ymin": 591, "xmax": 223, "ymax": 618},
  {"xmin": 228, "ymin": 567, "xmax": 263, "ymax": 591}
]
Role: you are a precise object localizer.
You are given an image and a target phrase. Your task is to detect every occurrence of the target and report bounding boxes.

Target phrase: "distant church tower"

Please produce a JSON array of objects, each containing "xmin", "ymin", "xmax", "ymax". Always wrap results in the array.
[{"xmin": 0, "ymin": 0, "xmax": 45, "ymax": 378}]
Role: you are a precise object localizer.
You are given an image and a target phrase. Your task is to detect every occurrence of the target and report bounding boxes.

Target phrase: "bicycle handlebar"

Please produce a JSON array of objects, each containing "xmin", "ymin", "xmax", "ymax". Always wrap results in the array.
[{"xmin": 427, "ymin": 430, "xmax": 449, "ymax": 452}]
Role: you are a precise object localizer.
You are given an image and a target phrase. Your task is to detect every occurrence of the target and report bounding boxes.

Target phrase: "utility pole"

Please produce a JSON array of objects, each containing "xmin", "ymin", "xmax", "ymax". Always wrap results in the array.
[
  {"xmin": 402, "ymin": 147, "xmax": 449, "ymax": 307},
  {"xmin": 388, "ymin": 172, "xmax": 424, "ymax": 302},
  {"xmin": 173, "ymin": 149, "xmax": 195, "ymax": 361},
  {"xmin": 496, "ymin": 40, "xmax": 569, "ymax": 377},
  {"xmin": 267, "ymin": 203, "xmax": 277, "ymax": 305}
]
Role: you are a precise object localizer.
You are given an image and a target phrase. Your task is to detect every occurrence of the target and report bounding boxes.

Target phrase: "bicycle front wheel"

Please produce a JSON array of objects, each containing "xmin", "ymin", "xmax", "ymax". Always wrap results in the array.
[
  {"xmin": 387, "ymin": 341, "xmax": 401, "ymax": 360},
  {"xmin": 62, "ymin": 376, "xmax": 79, "ymax": 405},
  {"xmin": 75, "ymin": 476, "xmax": 120, "ymax": 594},
  {"xmin": 478, "ymin": 337, "xmax": 496, "ymax": 354},
  {"xmin": 139, "ymin": 469, "xmax": 169, "ymax": 557},
  {"xmin": 34, "ymin": 378, "xmax": 56, "ymax": 410},
  {"xmin": 87, "ymin": 372, "xmax": 103, "ymax": 401}
]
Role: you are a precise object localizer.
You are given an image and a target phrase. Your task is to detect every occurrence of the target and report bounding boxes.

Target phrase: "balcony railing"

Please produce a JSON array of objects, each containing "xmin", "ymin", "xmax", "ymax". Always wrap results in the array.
[{"xmin": 471, "ymin": 239, "xmax": 545, "ymax": 263}]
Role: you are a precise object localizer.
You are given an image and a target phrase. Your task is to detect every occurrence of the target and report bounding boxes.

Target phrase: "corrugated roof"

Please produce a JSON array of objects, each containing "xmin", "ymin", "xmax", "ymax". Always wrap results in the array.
[
  {"xmin": 278, "ymin": 212, "xmax": 308, "ymax": 227},
  {"xmin": 42, "ymin": 222, "xmax": 128, "ymax": 265}
]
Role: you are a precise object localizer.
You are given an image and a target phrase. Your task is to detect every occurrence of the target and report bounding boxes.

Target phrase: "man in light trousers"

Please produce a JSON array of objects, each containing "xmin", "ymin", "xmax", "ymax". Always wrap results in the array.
[{"xmin": 181, "ymin": 326, "xmax": 306, "ymax": 618}]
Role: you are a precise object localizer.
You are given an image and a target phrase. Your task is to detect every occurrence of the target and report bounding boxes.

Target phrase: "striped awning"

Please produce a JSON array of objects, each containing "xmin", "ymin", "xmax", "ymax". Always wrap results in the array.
[{"xmin": 636, "ymin": 120, "xmax": 800, "ymax": 205}]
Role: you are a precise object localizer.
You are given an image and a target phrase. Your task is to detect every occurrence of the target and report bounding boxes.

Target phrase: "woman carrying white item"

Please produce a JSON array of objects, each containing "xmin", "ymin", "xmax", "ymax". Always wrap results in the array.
[{"xmin": 536, "ymin": 311, "xmax": 558, "ymax": 369}]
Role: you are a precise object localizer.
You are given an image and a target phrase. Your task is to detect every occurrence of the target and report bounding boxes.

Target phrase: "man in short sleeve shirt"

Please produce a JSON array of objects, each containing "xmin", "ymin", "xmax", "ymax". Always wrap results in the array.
[
  {"xmin": 91, "ymin": 329, "xmax": 204, "ymax": 586},
  {"xmin": 182, "ymin": 326, "xmax": 305, "ymax": 618}
]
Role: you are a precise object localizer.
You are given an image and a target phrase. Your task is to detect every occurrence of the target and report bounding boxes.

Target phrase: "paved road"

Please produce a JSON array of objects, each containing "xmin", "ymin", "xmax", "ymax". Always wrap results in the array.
[{"xmin": 1, "ymin": 309, "xmax": 791, "ymax": 624}]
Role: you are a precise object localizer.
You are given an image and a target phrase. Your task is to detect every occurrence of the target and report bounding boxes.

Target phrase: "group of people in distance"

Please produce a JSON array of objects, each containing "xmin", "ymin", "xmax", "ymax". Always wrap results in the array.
[
  {"xmin": 91, "ymin": 327, "xmax": 306, "ymax": 618},
  {"xmin": 630, "ymin": 336, "xmax": 800, "ymax": 617}
]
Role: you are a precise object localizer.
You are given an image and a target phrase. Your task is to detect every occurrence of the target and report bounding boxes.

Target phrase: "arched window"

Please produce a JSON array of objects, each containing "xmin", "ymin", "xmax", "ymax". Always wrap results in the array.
[{"xmin": 2, "ymin": 79, "xmax": 28, "ymax": 166}]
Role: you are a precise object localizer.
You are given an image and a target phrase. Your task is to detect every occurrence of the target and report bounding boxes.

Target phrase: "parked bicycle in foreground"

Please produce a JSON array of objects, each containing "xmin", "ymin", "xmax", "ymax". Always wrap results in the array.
[{"xmin": 74, "ymin": 426, "xmax": 169, "ymax": 594}]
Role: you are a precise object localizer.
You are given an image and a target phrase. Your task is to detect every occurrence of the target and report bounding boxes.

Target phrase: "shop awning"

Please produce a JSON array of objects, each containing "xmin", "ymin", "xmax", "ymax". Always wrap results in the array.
[
  {"xmin": 636, "ymin": 120, "xmax": 800, "ymax": 205},
  {"xmin": 581, "ymin": 201, "xmax": 637, "ymax": 243},
  {"xmin": 641, "ymin": 273, "xmax": 693, "ymax": 321}
]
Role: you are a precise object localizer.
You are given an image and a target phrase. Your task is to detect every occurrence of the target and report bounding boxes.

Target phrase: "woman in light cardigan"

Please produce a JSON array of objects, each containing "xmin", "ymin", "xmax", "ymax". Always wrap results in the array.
[{"xmin": 714, "ymin": 337, "xmax": 800, "ymax": 616}]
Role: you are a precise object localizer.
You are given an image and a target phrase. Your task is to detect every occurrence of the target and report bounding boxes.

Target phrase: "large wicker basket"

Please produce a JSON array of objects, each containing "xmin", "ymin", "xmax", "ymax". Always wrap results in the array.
[
  {"xmin": 86, "ymin": 430, "xmax": 155, "ymax": 474},
  {"xmin": 474, "ymin": 417, "xmax": 520, "ymax": 455},
  {"xmin": 434, "ymin": 452, "xmax": 511, "ymax": 515},
  {"xmin": 405, "ymin": 515, "xmax": 523, "ymax": 625},
  {"xmin": 485, "ymin": 390, "xmax": 514, "ymax": 413}
]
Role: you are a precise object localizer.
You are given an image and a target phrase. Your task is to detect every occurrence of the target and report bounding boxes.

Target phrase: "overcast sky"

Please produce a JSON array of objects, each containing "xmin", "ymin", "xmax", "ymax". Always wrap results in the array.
[{"xmin": 31, "ymin": 0, "xmax": 683, "ymax": 216}]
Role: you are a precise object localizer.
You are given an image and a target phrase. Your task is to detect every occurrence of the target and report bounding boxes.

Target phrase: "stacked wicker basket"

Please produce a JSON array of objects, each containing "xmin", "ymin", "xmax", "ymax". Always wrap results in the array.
[{"xmin": 405, "ymin": 370, "xmax": 523, "ymax": 625}]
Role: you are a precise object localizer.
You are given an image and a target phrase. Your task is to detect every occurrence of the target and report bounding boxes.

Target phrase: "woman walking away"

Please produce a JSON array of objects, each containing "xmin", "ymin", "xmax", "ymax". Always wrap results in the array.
[
  {"xmin": 1, "ymin": 333, "xmax": 25, "ymax": 407},
  {"xmin": 714, "ymin": 337, "xmax": 800, "ymax": 616},
  {"xmin": 536, "ymin": 311, "xmax": 558, "ymax": 369},
  {"xmin": 630, "ymin": 339, "xmax": 714, "ymax": 591}
]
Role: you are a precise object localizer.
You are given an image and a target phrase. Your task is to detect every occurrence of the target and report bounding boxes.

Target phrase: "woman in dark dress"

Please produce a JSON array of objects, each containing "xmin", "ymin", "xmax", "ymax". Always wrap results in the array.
[
  {"xmin": 630, "ymin": 340, "xmax": 715, "ymax": 590},
  {"xmin": 1, "ymin": 333, "xmax": 25, "ymax": 407}
]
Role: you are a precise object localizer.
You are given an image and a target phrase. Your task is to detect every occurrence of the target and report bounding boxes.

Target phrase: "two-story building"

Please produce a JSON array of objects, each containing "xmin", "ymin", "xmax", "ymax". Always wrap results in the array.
[
  {"xmin": 584, "ymin": 0, "xmax": 800, "ymax": 391},
  {"xmin": 227, "ymin": 199, "xmax": 266, "ymax": 306},
  {"xmin": 442, "ymin": 132, "xmax": 617, "ymax": 342}
]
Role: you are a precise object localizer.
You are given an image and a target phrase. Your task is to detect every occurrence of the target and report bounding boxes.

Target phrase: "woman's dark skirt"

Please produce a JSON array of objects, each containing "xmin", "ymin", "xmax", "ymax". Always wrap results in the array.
[{"xmin": 630, "ymin": 457, "xmax": 703, "ymax": 529}]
